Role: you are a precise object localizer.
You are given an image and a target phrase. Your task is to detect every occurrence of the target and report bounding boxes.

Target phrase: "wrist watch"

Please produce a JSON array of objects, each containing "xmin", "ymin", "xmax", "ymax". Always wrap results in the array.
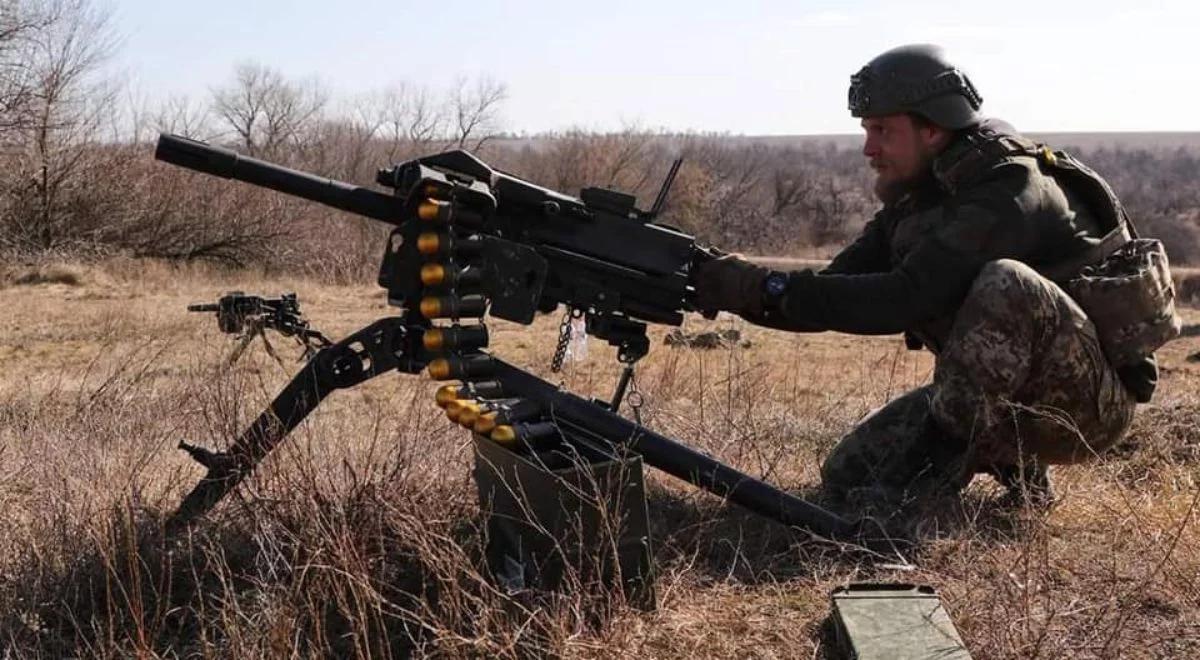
[{"xmin": 761, "ymin": 270, "xmax": 789, "ymax": 311}]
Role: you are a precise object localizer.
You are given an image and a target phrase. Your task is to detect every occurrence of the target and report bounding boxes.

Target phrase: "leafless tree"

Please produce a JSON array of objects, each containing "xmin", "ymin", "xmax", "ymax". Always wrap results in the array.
[
  {"xmin": 152, "ymin": 94, "xmax": 212, "ymax": 140},
  {"xmin": 772, "ymin": 167, "xmax": 813, "ymax": 216},
  {"xmin": 0, "ymin": 0, "xmax": 61, "ymax": 140},
  {"xmin": 211, "ymin": 62, "xmax": 327, "ymax": 159},
  {"xmin": 449, "ymin": 75, "xmax": 506, "ymax": 152},
  {"xmin": 345, "ymin": 83, "xmax": 445, "ymax": 167},
  {"xmin": 0, "ymin": 0, "xmax": 120, "ymax": 251}
]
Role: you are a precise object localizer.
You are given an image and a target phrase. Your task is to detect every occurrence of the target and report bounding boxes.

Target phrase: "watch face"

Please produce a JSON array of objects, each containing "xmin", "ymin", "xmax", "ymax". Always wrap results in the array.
[{"xmin": 765, "ymin": 273, "xmax": 788, "ymax": 296}]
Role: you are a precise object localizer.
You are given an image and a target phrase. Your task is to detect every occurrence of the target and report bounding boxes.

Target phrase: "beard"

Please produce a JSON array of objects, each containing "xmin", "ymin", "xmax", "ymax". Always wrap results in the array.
[{"xmin": 871, "ymin": 149, "xmax": 939, "ymax": 207}]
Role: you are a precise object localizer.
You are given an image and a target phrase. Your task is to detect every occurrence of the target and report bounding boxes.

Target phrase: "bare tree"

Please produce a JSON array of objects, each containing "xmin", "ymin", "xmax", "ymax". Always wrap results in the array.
[
  {"xmin": 347, "ymin": 82, "xmax": 445, "ymax": 166},
  {"xmin": 449, "ymin": 75, "xmax": 506, "ymax": 152},
  {"xmin": 211, "ymin": 62, "xmax": 327, "ymax": 159},
  {"xmin": 0, "ymin": 0, "xmax": 59, "ymax": 140},
  {"xmin": 152, "ymin": 94, "xmax": 212, "ymax": 140},
  {"xmin": 0, "ymin": 0, "xmax": 120, "ymax": 251},
  {"xmin": 771, "ymin": 167, "xmax": 813, "ymax": 216},
  {"xmin": 382, "ymin": 83, "xmax": 444, "ymax": 158}
]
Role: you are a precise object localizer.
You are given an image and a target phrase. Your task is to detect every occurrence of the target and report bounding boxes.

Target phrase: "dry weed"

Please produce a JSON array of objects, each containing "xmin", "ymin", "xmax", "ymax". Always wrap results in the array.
[{"xmin": 1, "ymin": 258, "xmax": 1198, "ymax": 658}]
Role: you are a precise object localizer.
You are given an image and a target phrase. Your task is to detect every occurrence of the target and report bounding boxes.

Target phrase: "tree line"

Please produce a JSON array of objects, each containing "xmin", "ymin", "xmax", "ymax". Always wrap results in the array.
[{"xmin": 1, "ymin": 0, "xmax": 1197, "ymax": 279}]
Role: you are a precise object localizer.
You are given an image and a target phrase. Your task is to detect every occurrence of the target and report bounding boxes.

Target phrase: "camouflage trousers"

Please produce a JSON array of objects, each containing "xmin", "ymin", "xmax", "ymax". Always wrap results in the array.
[{"xmin": 821, "ymin": 259, "xmax": 1136, "ymax": 508}]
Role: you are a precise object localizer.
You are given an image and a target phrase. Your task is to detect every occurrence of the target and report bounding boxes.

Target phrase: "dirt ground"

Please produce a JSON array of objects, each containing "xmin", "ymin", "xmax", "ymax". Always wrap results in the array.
[{"xmin": 1, "ymin": 257, "xmax": 1197, "ymax": 658}]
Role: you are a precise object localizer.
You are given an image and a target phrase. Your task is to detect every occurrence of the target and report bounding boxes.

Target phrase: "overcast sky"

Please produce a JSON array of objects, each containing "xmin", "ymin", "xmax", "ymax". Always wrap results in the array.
[{"xmin": 113, "ymin": 0, "xmax": 1198, "ymax": 136}]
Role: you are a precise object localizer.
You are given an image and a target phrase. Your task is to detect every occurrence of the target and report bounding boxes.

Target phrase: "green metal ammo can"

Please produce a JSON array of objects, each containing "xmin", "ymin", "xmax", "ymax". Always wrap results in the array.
[
  {"xmin": 471, "ymin": 430, "xmax": 655, "ymax": 610},
  {"xmin": 830, "ymin": 583, "xmax": 971, "ymax": 659}
]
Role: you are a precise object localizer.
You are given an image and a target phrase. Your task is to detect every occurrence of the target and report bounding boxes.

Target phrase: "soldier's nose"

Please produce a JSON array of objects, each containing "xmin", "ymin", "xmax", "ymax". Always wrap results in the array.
[{"xmin": 862, "ymin": 137, "xmax": 879, "ymax": 158}]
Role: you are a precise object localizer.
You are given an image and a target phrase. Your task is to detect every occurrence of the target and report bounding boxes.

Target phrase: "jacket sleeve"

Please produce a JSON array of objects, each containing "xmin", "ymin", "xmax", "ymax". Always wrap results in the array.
[
  {"xmin": 769, "ymin": 162, "xmax": 1040, "ymax": 334},
  {"xmin": 820, "ymin": 212, "xmax": 891, "ymax": 275}
]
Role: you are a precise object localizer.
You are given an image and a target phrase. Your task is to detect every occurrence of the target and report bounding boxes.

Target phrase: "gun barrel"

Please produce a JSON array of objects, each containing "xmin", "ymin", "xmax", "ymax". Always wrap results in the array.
[
  {"xmin": 187, "ymin": 303, "xmax": 220, "ymax": 312},
  {"xmin": 155, "ymin": 134, "xmax": 404, "ymax": 225}
]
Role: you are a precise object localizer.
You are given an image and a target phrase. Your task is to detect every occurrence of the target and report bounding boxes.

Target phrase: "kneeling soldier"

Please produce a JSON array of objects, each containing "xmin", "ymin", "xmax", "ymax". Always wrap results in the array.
[{"xmin": 695, "ymin": 44, "xmax": 1179, "ymax": 526}]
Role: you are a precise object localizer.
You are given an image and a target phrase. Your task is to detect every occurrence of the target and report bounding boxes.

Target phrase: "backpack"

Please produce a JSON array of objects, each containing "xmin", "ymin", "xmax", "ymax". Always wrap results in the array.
[{"xmin": 937, "ymin": 126, "xmax": 1182, "ymax": 369}]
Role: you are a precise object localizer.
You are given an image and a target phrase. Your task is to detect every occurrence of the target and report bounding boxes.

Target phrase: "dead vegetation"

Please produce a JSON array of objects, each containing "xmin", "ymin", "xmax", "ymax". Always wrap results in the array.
[
  {"xmin": 1, "ymin": 260, "xmax": 1197, "ymax": 658},
  {"xmin": 0, "ymin": 5, "xmax": 1197, "ymax": 655},
  {"xmin": 3, "ymin": 1, "xmax": 1200, "ymax": 277}
]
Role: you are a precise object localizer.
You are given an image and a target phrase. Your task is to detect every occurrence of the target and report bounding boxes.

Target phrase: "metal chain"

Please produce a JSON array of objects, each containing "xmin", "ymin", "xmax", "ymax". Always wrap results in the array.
[
  {"xmin": 626, "ymin": 369, "xmax": 644, "ymax": 426},
  {"xmin": 550, "ymin": 307, "xmax": 574, "ymax": 373}
]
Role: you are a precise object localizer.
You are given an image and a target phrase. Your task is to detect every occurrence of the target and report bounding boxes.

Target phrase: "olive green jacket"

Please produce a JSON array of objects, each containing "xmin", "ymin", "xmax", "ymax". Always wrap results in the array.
[{"xmin": 756, "ymin": 119, "xmax": 1156, "ymax": 399}]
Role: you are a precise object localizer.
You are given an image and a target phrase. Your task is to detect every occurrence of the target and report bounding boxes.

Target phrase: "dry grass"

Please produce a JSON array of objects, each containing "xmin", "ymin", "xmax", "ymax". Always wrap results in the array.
[{"xmin": 1, "ymin": 258, "xmax": 1198, "ymax": 658}]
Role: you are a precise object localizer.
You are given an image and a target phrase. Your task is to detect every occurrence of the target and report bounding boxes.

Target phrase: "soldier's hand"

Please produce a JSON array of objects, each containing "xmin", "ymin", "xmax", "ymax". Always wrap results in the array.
[{"xmin": 693, "ymin": 254, "xmax": 770, "ymax": 316}]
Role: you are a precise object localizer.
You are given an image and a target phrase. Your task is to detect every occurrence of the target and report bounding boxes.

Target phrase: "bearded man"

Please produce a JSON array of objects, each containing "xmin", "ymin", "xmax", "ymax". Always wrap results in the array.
[{"xmin": 694, "ymin": 44, "xmax": 1169, "ymax": 523}]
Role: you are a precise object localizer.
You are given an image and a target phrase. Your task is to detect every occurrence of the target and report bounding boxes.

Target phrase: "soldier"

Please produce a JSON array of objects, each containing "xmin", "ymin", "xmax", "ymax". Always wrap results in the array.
[{"xmin": 694, "ymin": 44, "xmax": 1173, "ymax": 526}]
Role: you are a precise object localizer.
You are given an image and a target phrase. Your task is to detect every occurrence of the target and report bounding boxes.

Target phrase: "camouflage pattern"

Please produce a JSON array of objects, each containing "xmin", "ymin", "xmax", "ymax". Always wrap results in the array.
[
  {"xmin": 1067, "ymin": 238, "xmax": 1182, "ymax": 367},
  {"xmin": 821, "ymin": 259, "xmax": 1136, "ymax": 510}
]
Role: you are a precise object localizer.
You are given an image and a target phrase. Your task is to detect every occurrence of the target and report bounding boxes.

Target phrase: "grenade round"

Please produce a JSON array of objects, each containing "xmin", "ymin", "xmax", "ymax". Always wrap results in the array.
[
  {"xmin": 457, "ymin": 397, "xmax": 526, "ymax": 430},
  {"xmin": 417, "ymin": 199, "xmax": 452, "ymax": 224},
  {"xmin": 419, "ymin": 295, "xmax": 487, "ymax": 319},
  {"xmin": 489, "ymin": 421, "xmax": 562, "ymax": 450},
  {"xmin": 435, "ymin": 383, "xmax": 461, "ymax": 408},
  {"xmin": 427, "ymin": 354, "xmax": 495, "ymax": 380},
  {"xmin": 445, "ymin": 399, "xmax": 479, "ymax": 423},
  {"xmin": 434, "ymin": 379, "xmax": 504, "ymax": 408},
  {"xmin": 422, "ymin": 325, "xmax": 489, "ymax": 352},
  {"xmin": 472, "ymin": 412, "xmax": 499, "ymax": 435},
  {"xmin": 419, "ymin": 263, "xmax": 484, "ymax": 291},
  {"xmin": 420, "ymin": 263, "xmax": 447, "ymax": 287},
  {"xmin": 472, "ymin": 398, "xmax": 541, "ymax": 434},
  {"xmin": 416, "ymin": 198, "xmax": 485, "ymax": 229},
  {"xmin": 416, "ymin": 232, "xmax": 443, "ymax": 256},
  {"xmin": 457, "ymin": 405, "xmax": 482, "ymax": 427},
  {"xmin": 416, "ymin": 232, "xmax": 484, "ymax": 259}
]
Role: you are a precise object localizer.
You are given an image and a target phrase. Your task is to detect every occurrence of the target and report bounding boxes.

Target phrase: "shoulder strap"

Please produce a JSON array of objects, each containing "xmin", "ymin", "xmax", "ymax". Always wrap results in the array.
[
  {"xmin": 1040, "ymin": 148, "xmax": 1139, "ymax": 238},
  {"xmin": 933, "ymin": 124, "xmax": 1137, "ymax": 280},
  {"xmin": 1035, "ymin": 148, "xmax": 1137, "ymax": 280},
  {"xmin": 932, "ymin": 126, "xmax": 1040, "ymax": 194}
]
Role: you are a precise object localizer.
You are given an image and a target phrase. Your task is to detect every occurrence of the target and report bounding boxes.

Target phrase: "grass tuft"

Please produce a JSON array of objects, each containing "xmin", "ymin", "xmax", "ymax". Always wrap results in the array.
[{"xmin": 2, "ymin": 257, "xmax": 1198, "ymax": 657}]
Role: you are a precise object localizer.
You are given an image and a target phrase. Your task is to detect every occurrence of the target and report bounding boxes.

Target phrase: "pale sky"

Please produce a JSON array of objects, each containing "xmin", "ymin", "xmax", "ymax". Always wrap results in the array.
[{"xmin": 113, "ymin": 0, "xmax": 1199, "ymax": 135}]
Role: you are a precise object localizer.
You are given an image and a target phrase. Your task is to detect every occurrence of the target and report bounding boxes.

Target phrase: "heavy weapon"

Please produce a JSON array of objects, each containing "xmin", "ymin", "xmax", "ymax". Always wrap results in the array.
[
  {"xmin": 187, "ymin": 291, "xmax": 331, "ymax": 363},
  {"xmin": 157, "ymin": 134, "xmax": 872, "ymax": 544}
]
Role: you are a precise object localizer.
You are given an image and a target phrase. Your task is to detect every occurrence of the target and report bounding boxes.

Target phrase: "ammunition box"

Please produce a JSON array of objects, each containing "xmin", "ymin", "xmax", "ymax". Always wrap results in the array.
[
  {"xmin": 471, "ymin": 431, "xmax": 655, "ymax": 610},
  {"xmin": 830, "ymin": 583, "xmax": 971, "ymax": 659}
]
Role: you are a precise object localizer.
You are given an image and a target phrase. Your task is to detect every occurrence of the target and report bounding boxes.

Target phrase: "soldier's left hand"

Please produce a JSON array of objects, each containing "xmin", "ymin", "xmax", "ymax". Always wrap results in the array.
[{"xmin": 693, "ymin": 254, "xmax": 770, "ymax": 315}]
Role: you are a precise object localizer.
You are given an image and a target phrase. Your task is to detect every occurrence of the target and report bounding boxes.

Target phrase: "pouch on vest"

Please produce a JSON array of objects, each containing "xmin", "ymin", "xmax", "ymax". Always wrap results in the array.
[
  {"xmin": 1065, "ymin": 238, "xmax": 1182, "ymax": 367},
  {"xmin": 936, "ymin": 130, "xmax": 1181, "ymax": 379},
  {"xmin": 1034, "ymin": 150, "xmax": 1183, "ymax": 367}
]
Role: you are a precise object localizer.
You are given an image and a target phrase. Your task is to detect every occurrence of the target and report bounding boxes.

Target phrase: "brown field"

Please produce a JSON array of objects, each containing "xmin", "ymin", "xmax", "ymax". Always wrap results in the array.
[{"xmin": 1, "ymin": 258, "xmax": 1198, "ymax": 658}]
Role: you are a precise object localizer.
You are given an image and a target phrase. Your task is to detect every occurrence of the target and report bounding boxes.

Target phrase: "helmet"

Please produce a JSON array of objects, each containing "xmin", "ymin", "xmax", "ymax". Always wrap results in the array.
[{"xmin": 848, "ymin": 44, "xmax": 983, "ymax": 129}]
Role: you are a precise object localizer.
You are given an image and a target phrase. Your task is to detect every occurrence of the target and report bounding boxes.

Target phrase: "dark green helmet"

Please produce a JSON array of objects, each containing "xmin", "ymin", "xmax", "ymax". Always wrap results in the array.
[{"xmin": 849, "ymin": 44, "xmax": 983, "ymax": 130}]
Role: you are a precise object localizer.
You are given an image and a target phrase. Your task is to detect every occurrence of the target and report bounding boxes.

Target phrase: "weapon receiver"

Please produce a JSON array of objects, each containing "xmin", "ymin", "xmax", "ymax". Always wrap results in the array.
[{"xmin": 157, "ymin": 135, "xmax": 880, "ymax": 549}]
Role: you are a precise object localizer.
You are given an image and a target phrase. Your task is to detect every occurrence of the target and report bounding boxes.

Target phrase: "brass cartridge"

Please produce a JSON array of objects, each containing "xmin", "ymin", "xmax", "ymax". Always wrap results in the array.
[
  {"xmin": 427, "ymin": 354, "xmax": 495, "ymax": 380},
  {"xmin": 420, "ymin": 263, "xmax": 484, "ymax": 290},
  {"xmin": 422, "ymin": 325, "xmax": 489, "ymax": 352},
  {"xmin": 416, "ymin": 232, "xmax": 483, "ymax": 258},
  {"xmin": 419, "ymin": 295, "xmax": 487, "ymax": 319},
  {"xmin": 446, "ymin": 400, "xmax": 479, "ymax": 424},
  {"xmin": 489, "ymin": 421, "xmax": 562, "ymax": 450},
  {"xmin": 418, "ymin": 198, "xmax": 451, "ymax": 223}
]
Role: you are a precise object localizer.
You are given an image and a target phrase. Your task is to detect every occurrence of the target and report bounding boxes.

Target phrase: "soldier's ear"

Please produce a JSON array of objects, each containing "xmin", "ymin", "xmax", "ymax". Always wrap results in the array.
[{"xmin": 918, "ymin": 122, "xmax": 952, "ymax": 151}]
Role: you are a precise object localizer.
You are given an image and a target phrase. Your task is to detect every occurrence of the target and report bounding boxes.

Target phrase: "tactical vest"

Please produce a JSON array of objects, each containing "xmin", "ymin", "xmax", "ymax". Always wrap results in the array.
[{"xmin": 933, "ymin": 124, "xmax": 1182, "ymax": 383}]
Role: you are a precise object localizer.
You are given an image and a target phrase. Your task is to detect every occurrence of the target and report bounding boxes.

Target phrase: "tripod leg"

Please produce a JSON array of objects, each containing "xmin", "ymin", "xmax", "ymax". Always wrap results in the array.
[
  {"xmin": 227, "ymin": 328, "xmax": 256, "ymax": 365},
  {"xmin": 168, "ymin": 317, "xmax": 410, "ymax": 533}
]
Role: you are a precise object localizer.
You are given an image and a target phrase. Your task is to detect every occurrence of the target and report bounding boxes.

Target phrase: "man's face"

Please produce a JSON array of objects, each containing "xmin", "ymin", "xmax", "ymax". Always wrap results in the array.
[{"xmin": 861, "ymin": 114, "xmax": 949, "ymax": 204}]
